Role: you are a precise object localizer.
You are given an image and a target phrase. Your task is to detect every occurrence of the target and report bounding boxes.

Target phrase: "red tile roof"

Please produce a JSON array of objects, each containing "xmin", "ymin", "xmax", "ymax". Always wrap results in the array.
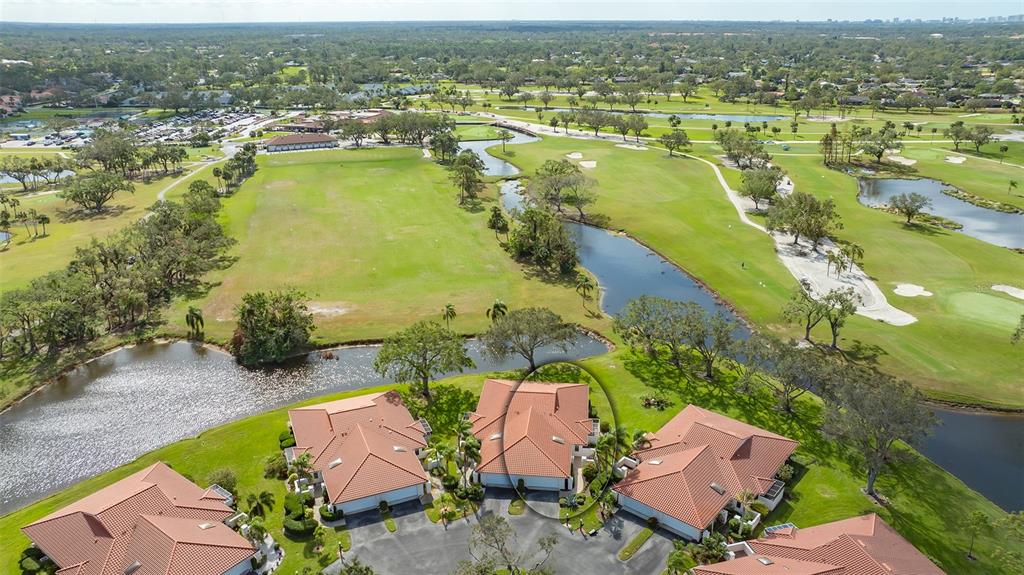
[
  {"xmin": 288, "ymin": 391, "xmax": 429, "ymax": 504},
  {"xmin": 22, "ymin": 462, "xmax": 253, "ymax": 575},
  {"xmin": 743, "ymin": 514, "xmax": 945, "ymax": 575},
  {"xmin": 613, "ymin": 405, "xmax": 797, "ymax": 531},
  {"xmin": 693, "ymin": 555, "xmax": 845, "ymax": 575},
  {"xmin": 266, "ymin": 133, "xmax": 337, "ymax": 146},
  {"xmin": 470, "ymin": 379, "xmax": 594, "ymax": 478}
]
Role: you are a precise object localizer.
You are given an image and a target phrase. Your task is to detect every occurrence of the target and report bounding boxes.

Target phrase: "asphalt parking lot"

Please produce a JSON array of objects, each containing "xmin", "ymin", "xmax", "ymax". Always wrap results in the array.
[{"xmin": 329, "ymin": 489, "xmax": 674, "ymax": 575}]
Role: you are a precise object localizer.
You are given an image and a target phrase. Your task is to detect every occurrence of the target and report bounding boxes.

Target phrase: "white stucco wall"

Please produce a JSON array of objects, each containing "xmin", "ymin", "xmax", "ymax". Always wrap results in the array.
[
  {"xmin": 616, "ymin": 493, "xmax": 704, "ymax": 540},
  {"xmin": 335, "ymin": 482, "xmax": 427, "ymax": 515},
  {"xmin": 479, "ymin": 472, "xmax": 569, "ymax": 491}
]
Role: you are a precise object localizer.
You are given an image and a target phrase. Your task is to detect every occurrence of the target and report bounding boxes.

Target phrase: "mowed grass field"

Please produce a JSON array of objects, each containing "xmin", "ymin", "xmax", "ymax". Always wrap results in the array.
[
  {"xmin": 898, "ymin": 145, "xmax": 1024, "ymax": 209},
  {"xmin": 1, "ymin": 353, "xmax": 1018, "ymax": 575},
  {"xmin": 168, "ymin": 147, "xmax": 604, "ymax": 344},
  {"xmin": 0, "ymin": 162, "xmax": 221, "ymax": 293},
  {"xmin": 492, "ymin": 136, "xmax": 1024, "ymax": 408}
]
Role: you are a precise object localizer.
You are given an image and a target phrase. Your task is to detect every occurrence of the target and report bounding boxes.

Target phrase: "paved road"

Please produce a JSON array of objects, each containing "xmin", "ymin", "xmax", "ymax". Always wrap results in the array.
[{"xmin": 330, "ymin": 489, "xmax": 673, "ymax": 575}]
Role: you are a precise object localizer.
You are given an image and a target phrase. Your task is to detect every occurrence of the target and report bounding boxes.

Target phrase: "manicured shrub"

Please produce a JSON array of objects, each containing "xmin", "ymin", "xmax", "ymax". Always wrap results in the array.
[
  {"xmin": 20, "ymin": 557, "xmax": 41, "ymax": 573},
  {"xmin": 516, "ymin": 478, "xmax": 526, "ymax": 493},
  {"xmin": 581, "ymin": 463, "xmax": 599, "ymax": 484},
  {"xmin": 283, "ymin": 517, "xmax": 317, "ymax": 535},
  {"xmin": 299, "ymin": 491, "xmax": 314, "ymax": 507},
  {"xmin": 574, "ymin": 493, "xmax": 586, "ymax": 506},
  {"xmin": 379, "ymin": 500, "xmax": 390, "ymax": 514},
  {"xmin": 319, "ymin": 504, "xmax": 343, "ymax": 522},
  {"xmin": 207, "ymin": 468, "xmax": 237, "ymax": 494},
  {"xmin": 264, "ymin": 453, "xmax": 288, "ymax": 479},
  {"xmin": 559, "ymin": 497, "xmax": 569, "ymax": 507},
  {"xmin": 284, "ymin": 492, "xmax": 305, "ymax": 520},
  {"xmin": 646, "ymin": 516, "xmax": 659, "ymax": 529},
  {"xmin": 280, "ymin": 435, "xmax": 296, "ymax": 449},
  {"xmin": 776, "ymin": 463, "xmax": 795, "ymax": 482},
  {"xmin": 750, "ymin": 502, "xmax": 770, "ymax": 517},
  {"xmin": 441, "ymin": 474, "xmax": 459, "ymax": 490},
  {"xmin": 600, "ymin": 421, "xmax": 611, "ymax": 433}
]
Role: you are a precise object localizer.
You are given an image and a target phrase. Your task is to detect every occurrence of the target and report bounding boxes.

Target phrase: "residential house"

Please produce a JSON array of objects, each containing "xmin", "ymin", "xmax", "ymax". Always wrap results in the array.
[
  {"xmin": 613, "ymin": 405, "xmax": 798, "ymax": 540},
  {"xmin": 265, "ymin": 133, "xmax": 338, "ymax": 152},
  {"xmin": 695, "ymin": 514, "xmax": 945, "ymax": 575},
  {"xmin": 21, "ymin": 462, "xmax": 256, "ymax": 575},
  {"xmin": 469, "ymin": 379, "xmax": 600, "ymax": 492},
  {"xmin": 286, "ymin": 391, "xmax": 431, "ymax": 515}
]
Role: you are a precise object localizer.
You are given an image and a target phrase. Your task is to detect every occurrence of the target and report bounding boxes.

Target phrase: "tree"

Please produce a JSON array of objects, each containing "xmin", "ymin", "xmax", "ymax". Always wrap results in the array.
[
  {"xmin": 442, "ymin": 303, "xmax": 457, "ymax": 328},
  {"xmin": 783, "ymin": 280, "xmax": 826, "ymax": 342},
  {"xmin": 766, "ymin": 191, "xmax": 843, "ymax": 250},
  {"xmin": 336, "ymin": 558, "xmax": 377, "ymax": 575},
  {"xmin": 481, "ymin": 307, "xmax": 577, "ymax": 372},
  {"xmin": 486, "ymin": 299, "xmax": 508, "ymax": 323},
  {"xmin": 538, "ymin": 90, "xmax": 554, "ymax": 109},
  {"xmin": 498, "ymin": 129, "xmax": 514, "ymax": 153},
  {"xmin": 658, "ymin": 129, "xmax": 691, "ymax": 157},
  {"xmin": 824, "ymin": 371, "xmax": 936, "ymax": 496},
  {"xmin": 185, "ymin": 306, "xmax": 204, "ymax": 339},
  {"xmin": 968, "ymin": 125, "xmax": 994, "ymax": 153},
  {"xmin": 1012, "ymin": 315, "xmax": 1024, "ymax": 344},
  {"xmin": 1010, "ymin": 179, "xmax": 1018, "ymax": 196},
  {"xmin": 246, "ymin": 490, "xmax": 275, "ymax": 517},
  {"xmin": 61, "ymin": 173, "xmax": 135, "ymax": 212},
  {"xmin": 575, "ymin": 273, "xmax": 595, "ymax": 307},
  {"xmin": 964, "ymin": 510, "xmax": 991, "ymax": 559},
  {"xmin": 230, "ymin": 289, "xmax": 315, "ymax": 366},
  {"xmin": 487, "ymin": 206, "xmax": 509, "ymax": 239},
  {"xmin": 679, "ymin": 304, "xmax": 737, "ymax": 380},
  {"xmin": 945, "ymin": 121, "xmax": 970, "ymax": 152},
  {"xmin": 448, "ymin": 150, "xmax": 485, "ymax": 205},
  {"xmin": 738, "ymin": 167, "xmax": 784, "ymax": 210},
  {"xmin": 246, "ymin": 515, "xmax": 268, "ymax": 546},
  {"xmin": 373, "ymin": 320, "xmax": 474, "ymax": 398},
  {"xmin": 821, "ymin": 287, "xmax": 861, "ymax": 349},
  {"xmin": 207, "ymin": 467, "xmax": 238, "ymax": 494},
  {"xmin": 889, "ymin": 192, "xmax": 932, "ymax": 224}
]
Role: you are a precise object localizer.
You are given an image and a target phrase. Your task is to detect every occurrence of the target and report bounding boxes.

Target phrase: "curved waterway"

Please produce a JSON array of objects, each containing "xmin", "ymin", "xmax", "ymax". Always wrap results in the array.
[
  {"xmin": 858, "ymin": 177, "xmax": 1024, "ymax": 249},
  {"xmin": 2, "ymin": 137, "xmax": 1020, "ymax": 516},
  {"xmin": 457, "ymin": 131, "xmax": 539, "ymax": 176},
  {"xmin": 0, "ymin": 337, "xmax": 608, "ymax": 514},
  {"xmin": 534, "ymin": 108, "xmax": 786, "ymax": 123}
]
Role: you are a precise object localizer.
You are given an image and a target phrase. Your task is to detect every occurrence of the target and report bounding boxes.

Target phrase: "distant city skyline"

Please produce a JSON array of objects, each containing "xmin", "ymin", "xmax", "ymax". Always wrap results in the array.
[{"xmin": 2, "ymin": 1, "xmax": 1022, "ymax": 25}]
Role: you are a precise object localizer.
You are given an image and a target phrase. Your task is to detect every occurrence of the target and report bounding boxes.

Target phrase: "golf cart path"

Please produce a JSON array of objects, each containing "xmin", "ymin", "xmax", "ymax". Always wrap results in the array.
[{"xmin": 485, "ymin": 110, "xmax": 916, "ymax": 325}]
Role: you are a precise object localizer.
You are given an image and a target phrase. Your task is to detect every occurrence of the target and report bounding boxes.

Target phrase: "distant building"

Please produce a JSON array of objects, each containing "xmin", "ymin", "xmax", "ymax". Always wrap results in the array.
[{"xmin": 265, "ymin": 133, "xmax": 338, "ymax": 152}]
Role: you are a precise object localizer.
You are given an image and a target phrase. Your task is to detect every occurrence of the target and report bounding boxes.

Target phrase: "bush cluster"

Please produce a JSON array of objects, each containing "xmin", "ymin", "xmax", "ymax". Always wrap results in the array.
[{"xmin": 279, "ymin": 429, "xmax": 296, "ymax": 449}]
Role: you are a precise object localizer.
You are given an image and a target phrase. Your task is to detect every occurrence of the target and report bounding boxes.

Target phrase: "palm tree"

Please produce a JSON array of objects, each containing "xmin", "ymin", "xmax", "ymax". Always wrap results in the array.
[
  {"xmin": 840, "ymin": 242, "xmax": 864, "ymax": 273},
  {"xmin": 485, "ymin": 299, "xmax": 508, "ymax": 323},
  {"xmin": 37, "ymin": 214, "xmax": 49, "ymax": 236},
  {"xmin": 1010, "ymin": 180, "xmax": 1018, "ymax": 196},
  {"xmin": 631, "ymin": 429, "xmax": 651, "ymax": 450},
  {"xmin": 460, "ymin": 436, "xmax": 481, "ymax": 488},
  {"xmin": 246, "ymin": 490, "xmax": 276, "ymax": 517},
  {"xmin": 596, "ymin": 426, "xmax": 630, "ymax": 472},
  {"xmin": 212, "ymin": 167, "xmax": 223, "ymax": 192},
  {"xmin": 246, "ymin": 516, "xmax": 268, "ymax": 547},
  {"xmin": 185, "ymin": 306, "xmax": 204, "ymax": 338},
  {"xmin": 442, "ymin": 303, "xmax": 457, "ymax": 328},
  {"xmin": 291, "ymin": 452, "xmax": 313, "ymax": 479},
  {"xmin": 735, "ymin": 489, "xmax": 756, "ymax": 518},
  {"xmin": 498, "ymin": 129, "xmax": 514, "ymax": 153},
  {"xmin": 575, "ymin": 273, "xmax": 595, "ymax": 307}
]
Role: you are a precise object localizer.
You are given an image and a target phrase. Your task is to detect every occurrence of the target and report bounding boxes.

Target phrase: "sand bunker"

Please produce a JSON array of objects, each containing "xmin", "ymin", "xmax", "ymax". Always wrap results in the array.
[
  {"xmin": 308, "ymin": 302, "xmax": 352, "ymax": 317},
  {"xmin": 894, "ymin": 284, "xmax": 933, "ymax": 297},
  {"xmin": 993, "ymin": 285, "xmax": 1024, "ymax": 301},
  {"xmin": 566, "ymin": 152, "xmax": 584, "ymax": 159},
  {"xmin": 579, "ymin": 160, "xmax": 597, "ymax": 169},
  {"xmin": 615, "ymin": 144, "xmax": 648, "ymax": 151},
  {"xmin": 807, "ymin": 116, "xmax": 849, "ymax": 123},
  {"xmin": 945, "ymin": 156, "xmax": 966, "ymax": 164},
  {"xmin": 421, "ymin": 148, "xmax": 432, "ymax": 158},
  {"xmin": 886, "ymin": 155, "xmax": 917, "ymax": 166}
]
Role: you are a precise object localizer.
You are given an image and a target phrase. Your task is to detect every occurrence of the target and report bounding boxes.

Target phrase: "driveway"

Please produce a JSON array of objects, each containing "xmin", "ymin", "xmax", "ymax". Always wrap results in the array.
[{"xmin": 334, "ymin": 492, "xmax": 673, "ymax": 575}]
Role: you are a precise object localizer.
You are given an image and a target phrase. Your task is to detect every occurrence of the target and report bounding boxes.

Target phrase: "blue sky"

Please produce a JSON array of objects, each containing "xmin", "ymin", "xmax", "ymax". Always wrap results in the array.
[{"xmin": 1, "ymin": 0, "xmax": 1020, "ymax": 24}]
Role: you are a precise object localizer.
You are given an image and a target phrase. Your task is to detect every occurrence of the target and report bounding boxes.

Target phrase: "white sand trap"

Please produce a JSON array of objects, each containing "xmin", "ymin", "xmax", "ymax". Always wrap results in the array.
[
  {"xmin": 993, "ymin": 285, "xmax": 1024, "ymax": 301},
  {"xmin": 308, "ymin": 302, "xmax": 351, "ymax": 317},
  {"xmin": 579, "ymin": 160, "xmax": 597, "ymax": 169},
  {"xmin": 566, "ymin": 152, "xmax": 584, "ymax": 159},
  {"xmin": 894, "ymin": 284, "xmax": 933, "ymax": 297},
  {"xmin": 959, "ymin": 113, "xmax": 981, "ymax": 118},
  {"xmin": 886, "ymin": 155, "xmax": 917, "ymax": 166},
  {"xmin": 615, "ymin": 143, "xmax": 648, "ymax": 151},
  {"xmin": 421, "ymin": 148, "xmax": 432, "ymax": 158},
  {"xmin": 945, "ymin": 156, "xmax": 966, "ymax": 164},
  {"xmin": 807, "ymin": 116, "xmax": 849, "ymax": 123}
]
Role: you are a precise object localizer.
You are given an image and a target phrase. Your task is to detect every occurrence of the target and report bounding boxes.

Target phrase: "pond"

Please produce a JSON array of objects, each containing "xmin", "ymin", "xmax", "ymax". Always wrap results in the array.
[
  {"xmin": 543, "ymin": 108, "xmax": 786, "ymax": 123},
  {"xmin": 457, "ymin": 131, "xmax": 540, "ymax": 177},
  {"xmin": 858, "ymin": 178, "xmax": 1024, "ymax": 249},
  {"xmin": 0, "ymin": 336, "xmax": 608, "ymax": 515},
  {"xmin": 0, "ymin": 169, "xmax": 75, "ymax": 185}
]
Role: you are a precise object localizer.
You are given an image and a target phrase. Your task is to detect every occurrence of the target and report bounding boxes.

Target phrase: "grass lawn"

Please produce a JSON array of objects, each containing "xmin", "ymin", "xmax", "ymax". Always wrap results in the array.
[
  {"xmin": 455, "ymin": 123, "xmax": 501, "ymax": 141},
  {"xmin": 618, "ymin": 527, "xmax": 654, "ymax": 561},
  {"xmin": 166, "ymin": 147, "xmax": 606, "ymax": 345},
  {"xmin": 508, "ymin": 498, "xmax": 526, "ymax": 515},
  {"xmin": 491, "ymin": 135, "xmax": 1023, "ymax": 408},
  {"xmin": 382, "ymin": 509, "xmax": 398, "ymax": 532},
  {"xmin": 898, "ymin": 145, "xmax": 1024, "ymax": 210},
  {"xmin": 1, "ymin": 353, "xmax": 1018, "ymax": 574},
  {"xmin": 0, "ymin": 169, "xmax": 200, "ymax": 293}
]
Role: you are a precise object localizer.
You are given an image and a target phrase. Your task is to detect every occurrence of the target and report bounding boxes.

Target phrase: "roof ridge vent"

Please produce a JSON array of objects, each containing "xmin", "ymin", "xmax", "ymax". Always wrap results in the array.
[
  {"xmin": 649, "ymin": 459, "xmax": 662, "ymax": 465},
  {"xmin": 551, "ymin": 435, "xmax": 565, "ymax": 444},
  {"xmin": 756, "ymin": 557, "xmax": 774, "ymax": 566},
  {"xmin": 393, "ymin": 445, "xmax": 407, "ymax": 452},
  {"xmin": 710, "ymin": 482, "xmax": 726, "ymax": 495},
  {"xmin": 489, "ymin": 432, "xmax": 502, "ymax": 441},
  {"xmin": 124, "ymin": 561, "xmax": 142, "ymax": 575},
  {"xmin": 198, "ymin": 522, "xmax": 215, "ymax": 530},
  {"xmin": 329, "ymin": 458, "xmax": 343, "ymax": 469}
]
